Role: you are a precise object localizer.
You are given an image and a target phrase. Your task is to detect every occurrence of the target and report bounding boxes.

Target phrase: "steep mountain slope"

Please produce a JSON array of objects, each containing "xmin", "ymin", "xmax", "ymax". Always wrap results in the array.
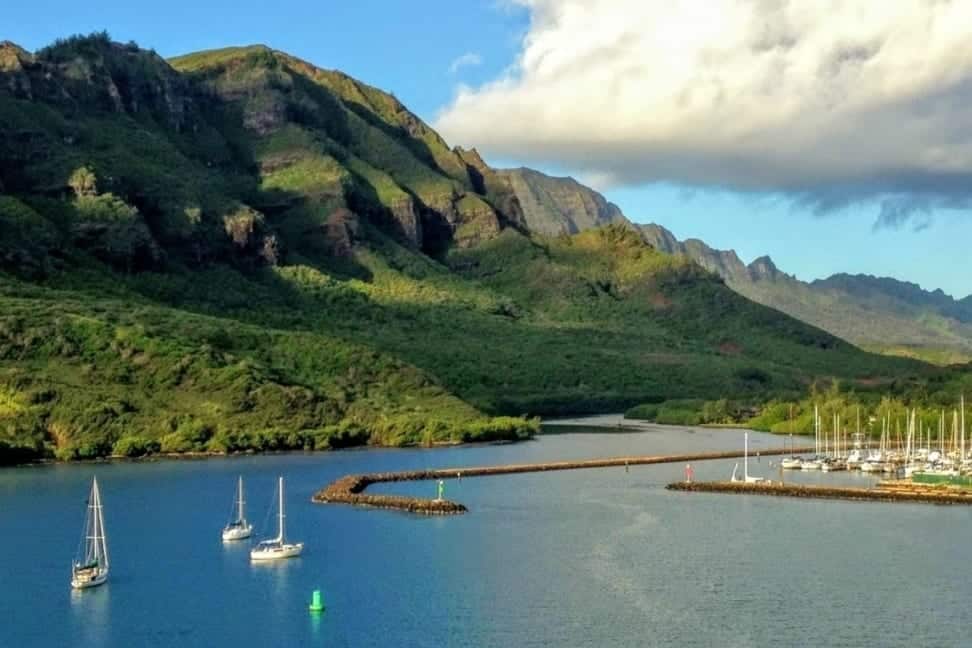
[
  {"xmin": 641, "ymin": 224, "xmax": 972, "ymax": 364},
  {"xmin": 498, "ymin": 167, "xmax": 628, "ymax": 235},
  {"xmin": 504, "ymin": 167, "xmax": 972, "ymax": 364},
  {"xmin": 0, "ymin": 34, "xmax": 940, "ymax": 463}
]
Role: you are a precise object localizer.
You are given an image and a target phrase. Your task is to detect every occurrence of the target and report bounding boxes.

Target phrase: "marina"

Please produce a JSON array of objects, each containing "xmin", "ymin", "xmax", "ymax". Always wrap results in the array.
[{"xmin": 775, "ymin": 398, "xmax": 972, "ymax": 485}]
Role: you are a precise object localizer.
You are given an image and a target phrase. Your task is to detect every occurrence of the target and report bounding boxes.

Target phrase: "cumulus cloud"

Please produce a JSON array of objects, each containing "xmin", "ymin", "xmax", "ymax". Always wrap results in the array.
[
  {"xmin": 434, "ymin": 0, "xmax": 972, "ymax": 226},
  {"xmin": 448, "ymin": 52, "xmax": 484, "ymax": 74}
]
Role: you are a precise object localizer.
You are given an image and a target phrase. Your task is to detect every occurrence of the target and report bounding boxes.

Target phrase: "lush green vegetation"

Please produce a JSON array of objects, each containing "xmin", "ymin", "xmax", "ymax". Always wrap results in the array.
[
  {"xmin": 0, "ymin": 265, "xmax": 539, "ymax": 463},
  {"xmin": 626, "ymin": 372, "xmax": 972, "ymax": 436},
  {"xmin": 0, "ymin": 34, "xmax": 959, "ymax": 464}
]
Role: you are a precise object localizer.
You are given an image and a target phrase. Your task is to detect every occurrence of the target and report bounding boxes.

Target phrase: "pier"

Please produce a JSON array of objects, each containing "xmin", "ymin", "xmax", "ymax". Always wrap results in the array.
[
  {"xmin": 667, "ymin": 479, "xmax": 972, "ymax": 505},
  {"xmin": 312, "ymin": 446, "xmax": 812, "ymax": 515}
]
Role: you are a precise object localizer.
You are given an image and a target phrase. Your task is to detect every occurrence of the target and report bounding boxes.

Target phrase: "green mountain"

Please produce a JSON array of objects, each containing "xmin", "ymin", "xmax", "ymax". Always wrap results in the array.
[
  {"xmin": 503, "ymin": 168, "xmax": 972, "ymax": 365},
  {"xmin": 640, "ymin": 225, "xmax": 972, "ymax": 365},
  {"xmin": 0, "ymin": 34, "xmax": 941, "ymax": 463}
]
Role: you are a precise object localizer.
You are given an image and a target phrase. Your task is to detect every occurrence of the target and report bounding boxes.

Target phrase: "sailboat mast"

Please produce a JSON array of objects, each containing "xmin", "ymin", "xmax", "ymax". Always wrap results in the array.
[
  {"xmin": 744, "ymin": 432, "xmax": 749, "ymax": 480},
  {"xmin": 238, "ymin": 476, "xmax": 245, "ymax": 521},
  {"xmin": 89, "ymin": 479, "xmax": 100, "ymax": 565},
  {"xmin": 959, "ymin": 394, "xmax": 965, "ymax": 461},
  {"xmin": 91, "ymin": 477, "xmax": 108, "ymax": 569},
  {"xmin": 814, "ymin": 405, "xmax": 820, "ymax": 455},
  {"xmin": 941, "ymin": 410, "xmax": 945, "ymax": 454},
  {"xmin": 278, "ymin": 476, "xmax": 285, "ymax": 542}
]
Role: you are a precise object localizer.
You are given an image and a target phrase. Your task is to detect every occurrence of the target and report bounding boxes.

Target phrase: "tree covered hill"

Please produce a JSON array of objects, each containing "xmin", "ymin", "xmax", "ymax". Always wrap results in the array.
[{"xmin": 0, "ymin": 34, "xmax": 943, "ymax": 463}]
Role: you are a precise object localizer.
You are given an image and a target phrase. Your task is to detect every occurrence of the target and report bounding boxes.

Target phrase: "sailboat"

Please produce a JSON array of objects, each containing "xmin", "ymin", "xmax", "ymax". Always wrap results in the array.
[
  {"xmin": 780, "ymin": 431, "xmax": 803, "ymax": 469},
  {"xmin": 742, "ymin": 432, "xmax": 766, "ymax": 483},
  {"xmin": 779, "ymin": 410, "xmax": 803, "ymax": 469},
  {"xmin": 801, "ymin": 406, "xmax": 823, "ymax": 470},
  {"xmin": 222, "ymin": 476, "xmax": 253, "ymax": 542},
  {"xmin": 71, "ymin": 477, "xmax": 109, "ymax": 590},
  {"xmin": 250, "ymin": 477, "xmax": 303, "ymax": 561}
]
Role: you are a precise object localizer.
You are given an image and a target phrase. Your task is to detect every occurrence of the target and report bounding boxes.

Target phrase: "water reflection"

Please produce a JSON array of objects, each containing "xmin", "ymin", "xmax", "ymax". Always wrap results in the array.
[
  {"xmin": 250, "ymin": 557, "xmax": 298, "ymax": 614},
  {"xmin": 69, "ymin": 585, "xmax": 110, "ymax": 647}
]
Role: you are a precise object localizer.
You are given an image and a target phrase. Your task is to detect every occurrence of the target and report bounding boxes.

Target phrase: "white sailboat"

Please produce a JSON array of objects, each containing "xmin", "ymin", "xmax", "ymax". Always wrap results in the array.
[
  {"xmin": 222, "ymin": 476, "xmax": 253, "ymax": 542},
  {"xmin": 250, "ymin": 476, "xmax": 303, "ymax": 561},
  {"xmin": 801, "ymin": 406, "xmax": 823, "ymax": 470},
  {"xmin": 742, "ymin": 432, "xmax": 766, "ymax": 483},
  {"xmin": 71, "ymin": 477, "xmax": 109, "ymax": 590}
]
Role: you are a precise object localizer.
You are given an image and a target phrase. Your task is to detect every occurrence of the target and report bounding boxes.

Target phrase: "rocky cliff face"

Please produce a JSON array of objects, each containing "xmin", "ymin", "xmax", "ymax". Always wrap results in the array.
[
  {"xmin": 1, "ymin": 36, "xmax": 199, "ymax": 130},
  {"xmin": 498, "ymin": 167, "xmax": 628, "ymax": 236},
  {"xmin": 639, "ymin": 224, "xmax": 784, "ymax": 285},
  {"xmin": 0, "ymin": 36, "xmax": 526, "ymax": 277}
]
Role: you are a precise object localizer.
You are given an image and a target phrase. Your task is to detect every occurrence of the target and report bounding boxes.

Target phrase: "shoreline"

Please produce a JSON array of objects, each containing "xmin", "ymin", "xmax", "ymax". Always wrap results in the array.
[
  {"xmin": 2, "ymin": 415, "xmax": 780, "ymax": 469},
  {"xmin": 2, "ymin": 437, "xmax": 525, "ymax": 469}
]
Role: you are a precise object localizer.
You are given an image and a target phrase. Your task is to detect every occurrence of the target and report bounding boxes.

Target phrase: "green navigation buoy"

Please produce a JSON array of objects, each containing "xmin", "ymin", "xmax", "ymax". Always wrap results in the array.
[{"xmin": 309, "ymin": 589, "xmax": 325, "ymax": 613}]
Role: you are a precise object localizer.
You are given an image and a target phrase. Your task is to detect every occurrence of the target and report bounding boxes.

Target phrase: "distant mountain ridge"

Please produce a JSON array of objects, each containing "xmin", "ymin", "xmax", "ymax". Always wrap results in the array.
[
  {"xmin": 639, "ymin": 223, "xmax": 786, "ymax": 284},
  {"xmin": 503, "ymin": 168, "xmax": 972, "ymax": 364}
]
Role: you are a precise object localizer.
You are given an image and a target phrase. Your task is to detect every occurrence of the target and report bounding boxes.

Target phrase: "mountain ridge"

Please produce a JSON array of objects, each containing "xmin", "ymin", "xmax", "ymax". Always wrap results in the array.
[
  {"xmin": 0, "ymin": 34, "xmax": 945, "ymax": 463},
  {"xmin": 497, "ymin": 167, "xmax": 627, "ymax": 236},
  {"xmin": 502, "ymin": 167, "xmax": 972, "ymax": 364}
]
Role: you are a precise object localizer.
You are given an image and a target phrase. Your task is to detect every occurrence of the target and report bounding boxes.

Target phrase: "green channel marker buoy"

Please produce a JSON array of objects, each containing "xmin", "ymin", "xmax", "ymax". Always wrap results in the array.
[{"xmin": 309, "ymin": 589, "xmax": 325, "ymax": 613}]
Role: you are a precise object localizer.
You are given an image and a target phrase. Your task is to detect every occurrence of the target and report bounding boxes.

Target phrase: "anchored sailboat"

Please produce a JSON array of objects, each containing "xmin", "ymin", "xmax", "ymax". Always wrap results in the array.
[
  {"xmin": 71, "ymin": 477, "xmax": 109, "ymax": 590},
  {"xmin": 222, "ymin": 476, "xmax": 253, "ymax": 542},
  {"xmin": 250, "ymin": 477, "xmax": 303, "ymax": 561}
]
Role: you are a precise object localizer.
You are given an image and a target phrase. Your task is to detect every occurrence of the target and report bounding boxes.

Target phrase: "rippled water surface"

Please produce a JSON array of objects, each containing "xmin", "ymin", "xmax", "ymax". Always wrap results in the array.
[{"xmin": 2, "ymin": 420, "xmax": 970, "ymax": 647}]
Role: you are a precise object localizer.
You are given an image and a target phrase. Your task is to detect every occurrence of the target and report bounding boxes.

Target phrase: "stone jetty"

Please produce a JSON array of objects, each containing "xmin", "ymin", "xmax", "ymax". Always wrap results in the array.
[
  {"xmin": 313, "ymin": 446, "xmax": 812, "ymax": 515},
  {"xmin": 667, "ymin": 479, "xmax": 972, "ymax": 505}
]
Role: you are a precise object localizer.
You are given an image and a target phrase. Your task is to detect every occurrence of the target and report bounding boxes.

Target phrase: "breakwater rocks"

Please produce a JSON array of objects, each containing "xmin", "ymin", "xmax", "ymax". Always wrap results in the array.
[
  {"xmin": 313, "ymin": 474, "xmax": 468, "ymax": 515},
  {"xmin": 313, "ymin": 446, "xmax": 813, "ymax": 515},
  {"xmin": 667, "ymin": 480, "xmax": 972, "ymax": 505}
]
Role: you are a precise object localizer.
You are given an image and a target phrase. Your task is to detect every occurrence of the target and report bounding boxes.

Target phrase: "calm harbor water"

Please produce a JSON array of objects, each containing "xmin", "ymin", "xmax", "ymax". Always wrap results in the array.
[{"xmin": 2, "ymin": 421, "xmax": 971, "ymax": 647}]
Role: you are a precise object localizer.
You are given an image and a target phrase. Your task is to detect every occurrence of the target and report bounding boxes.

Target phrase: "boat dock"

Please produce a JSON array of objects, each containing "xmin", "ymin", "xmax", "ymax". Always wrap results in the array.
[
  {"xmin": 312, "ymin": 446, "xmax": 812, "ymax": 515},
  {"xmin": 667, "ymin": 479, "xmax": 972, "ymax": 505}
]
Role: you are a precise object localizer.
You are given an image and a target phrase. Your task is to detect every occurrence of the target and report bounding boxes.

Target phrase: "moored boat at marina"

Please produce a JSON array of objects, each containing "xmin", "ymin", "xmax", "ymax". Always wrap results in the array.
[
  {"xmin": 820, "ymin": 458, "xmax": 846, "ymax": 472},
  {"xmin": 801, "ymin": 457, "xmax": 822, "ymax": 470}
]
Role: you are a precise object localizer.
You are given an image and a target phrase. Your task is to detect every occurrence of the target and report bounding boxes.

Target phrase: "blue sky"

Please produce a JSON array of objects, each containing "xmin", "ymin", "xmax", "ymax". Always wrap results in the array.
[{"xmin": 9, "ymin": 1, "xmax": 972, "ymax": 297}]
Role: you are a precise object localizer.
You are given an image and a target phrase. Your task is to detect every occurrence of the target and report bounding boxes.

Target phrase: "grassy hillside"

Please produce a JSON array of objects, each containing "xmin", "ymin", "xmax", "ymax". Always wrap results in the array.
[{"xmin": 0, "ymin": 34, "xmax": 947, "ymax": 463}]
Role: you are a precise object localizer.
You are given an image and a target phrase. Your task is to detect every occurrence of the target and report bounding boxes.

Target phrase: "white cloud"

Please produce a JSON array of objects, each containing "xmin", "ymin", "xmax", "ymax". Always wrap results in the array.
[
  {"xmin": 448, "ymin": 52, "xmax": 484, "ymax": 74},
  {"xmin": 435, "ymin": 0, "xmax": 972, "ymax": 220}
]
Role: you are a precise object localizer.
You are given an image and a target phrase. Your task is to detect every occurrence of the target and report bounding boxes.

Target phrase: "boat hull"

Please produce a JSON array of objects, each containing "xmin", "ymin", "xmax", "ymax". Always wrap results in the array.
[
  {"xmin": 250, "ymin": 543, "xmax": 304, "ymax": 561},
  {"xmin": 222, "ymin": 525, "xmax": 253, "ymax": 542},
  {"xmin": 71, "ymin": 568, "xmax": 108, "ymax": 590}
]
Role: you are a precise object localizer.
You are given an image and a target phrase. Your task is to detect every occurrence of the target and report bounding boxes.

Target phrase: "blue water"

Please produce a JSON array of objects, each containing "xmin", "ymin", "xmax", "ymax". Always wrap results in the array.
[{"xmin": 2, "ymin": 424, "xmax": 970, "ymax": 647}]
